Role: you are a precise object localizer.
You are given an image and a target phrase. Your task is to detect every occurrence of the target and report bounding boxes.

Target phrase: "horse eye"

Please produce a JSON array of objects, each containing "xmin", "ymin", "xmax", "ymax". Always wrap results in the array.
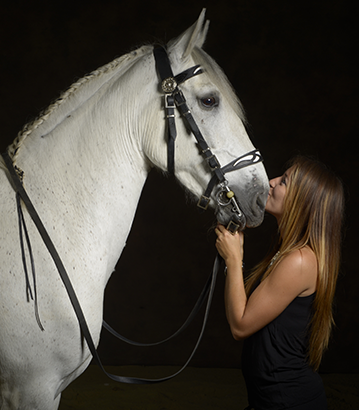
[{"xmin": 200, "ymin": 96, "xmax": 218, "ymax": 108}]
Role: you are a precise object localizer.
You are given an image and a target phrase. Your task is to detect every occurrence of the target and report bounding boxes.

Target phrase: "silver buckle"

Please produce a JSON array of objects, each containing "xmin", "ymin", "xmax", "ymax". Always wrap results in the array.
[{"xmin": 165, "ymin": 94, "xmax": 175, "ymax": 108}]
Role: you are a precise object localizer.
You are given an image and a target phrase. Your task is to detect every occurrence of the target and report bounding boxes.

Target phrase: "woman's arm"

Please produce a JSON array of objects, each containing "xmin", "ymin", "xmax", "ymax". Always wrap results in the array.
[
  {"xmin": 215, "ymin": 225, "xmax": 317, "ymax": 340},
  {"xmin": 215, "ymin": 225, "xmax": 247, "ymax": 339}
]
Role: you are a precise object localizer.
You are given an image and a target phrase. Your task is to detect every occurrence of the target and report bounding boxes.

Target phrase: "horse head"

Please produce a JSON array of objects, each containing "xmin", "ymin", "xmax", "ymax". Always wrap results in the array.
[{"xmin": 148, "ymin": 9, "xmax": 269, "ymax": 229}]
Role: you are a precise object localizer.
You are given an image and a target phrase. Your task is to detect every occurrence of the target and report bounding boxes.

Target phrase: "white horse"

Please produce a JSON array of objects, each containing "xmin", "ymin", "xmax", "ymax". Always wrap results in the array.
[{"xmin": 0, "ymin": 10, "xmax": 268, "ymax": 409}]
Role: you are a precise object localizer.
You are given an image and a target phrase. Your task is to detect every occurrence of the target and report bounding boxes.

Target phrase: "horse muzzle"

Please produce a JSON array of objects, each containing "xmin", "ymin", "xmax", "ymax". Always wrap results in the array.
[
  {"xmin": 215, "ymin": 182, "xmax": 268, "ymax": 233},
  {"xmin": 216, "ymin": 185, "xmax": 246, "ymax": 233}
]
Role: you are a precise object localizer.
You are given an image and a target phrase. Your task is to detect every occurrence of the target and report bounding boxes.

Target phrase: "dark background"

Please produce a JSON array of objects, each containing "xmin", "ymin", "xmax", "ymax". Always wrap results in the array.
[{"xmin": 1, "ymin": 1, "xmax": 357, "ymax": 374}]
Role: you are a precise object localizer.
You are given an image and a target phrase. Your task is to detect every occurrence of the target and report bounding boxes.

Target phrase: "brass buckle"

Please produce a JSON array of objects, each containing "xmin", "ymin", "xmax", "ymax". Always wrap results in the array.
[
  {"xmin": 206, "ymin": 154, "xmax": 220, "ymax": 170},
  {"xmin": 197, "ymin": 195, "xmax": 211, "ymax": 210},
  {"xmin": 226, "ymin": 220, "xmax": 240, "ymax": 234}
]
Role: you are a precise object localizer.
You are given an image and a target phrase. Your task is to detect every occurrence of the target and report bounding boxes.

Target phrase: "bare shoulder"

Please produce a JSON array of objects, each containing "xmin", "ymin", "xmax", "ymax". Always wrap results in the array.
[
  {"xmin": 276, "ymin": 247, "xmax": 318, "ymax": 296},
  {"xmin": 282, "ymin": 247, "xmax": 317, "ymax": 269},
  {"xmin": 260, "ymin": 247, "xmax": 318, "ymax": 298},
  {"xmin": 298, "ymin": 246, "xmax": 318, "ymax": 271}
]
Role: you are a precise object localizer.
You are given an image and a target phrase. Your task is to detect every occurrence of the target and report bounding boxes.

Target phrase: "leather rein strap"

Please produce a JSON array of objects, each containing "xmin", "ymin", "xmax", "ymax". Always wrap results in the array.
[
  {"xmin": 1, "ymin": 150, "xmax": 221, "ymax": 384},
  {"xmin": 1, "ymin": 45, "xmax": 263, "ymax": 385}
]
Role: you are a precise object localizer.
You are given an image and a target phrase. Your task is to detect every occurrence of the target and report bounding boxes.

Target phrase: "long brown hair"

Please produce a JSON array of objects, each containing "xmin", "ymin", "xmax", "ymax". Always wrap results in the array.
[{"xmin": 245, "ymin": 156, "xmax": 345, "ymax": 370}]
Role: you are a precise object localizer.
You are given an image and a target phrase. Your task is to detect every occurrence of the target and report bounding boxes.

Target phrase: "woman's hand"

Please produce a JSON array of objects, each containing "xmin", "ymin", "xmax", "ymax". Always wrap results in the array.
[
  {"xmin": 215, "ymin": 224, "xmax": 244, "ymax": 266},
  {"xmin": 215, "ymin": 224, "xmax": 247, "ymax": 340}
]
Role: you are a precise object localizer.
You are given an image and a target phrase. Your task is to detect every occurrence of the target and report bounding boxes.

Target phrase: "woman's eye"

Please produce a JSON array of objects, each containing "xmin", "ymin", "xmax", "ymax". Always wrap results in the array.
[{"xmin": 200, "ymin": 96, "xmax": 218, "ymax": 108}]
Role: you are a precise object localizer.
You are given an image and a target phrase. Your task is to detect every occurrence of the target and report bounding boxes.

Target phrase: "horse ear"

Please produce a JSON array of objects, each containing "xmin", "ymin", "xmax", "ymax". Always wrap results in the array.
[{"xmin": 167, "ymin": 8, "xmax": 209, "ymax": 61}]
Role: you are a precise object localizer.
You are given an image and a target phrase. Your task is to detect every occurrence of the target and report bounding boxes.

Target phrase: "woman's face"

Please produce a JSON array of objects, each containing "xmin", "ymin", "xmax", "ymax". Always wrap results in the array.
[{"xmin": 266, "ymin": 167, "xmax": 293, "ymax": 220}]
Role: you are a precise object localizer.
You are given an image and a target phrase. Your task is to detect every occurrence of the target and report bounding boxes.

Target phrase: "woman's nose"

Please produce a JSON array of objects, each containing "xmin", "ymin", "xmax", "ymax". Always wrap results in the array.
[
  {"xmin": 269, "ymin": 176, "xmax": 280, "ymax": 188},
  {"xmin": 269, "ymin": 178, "xmax": 276, "ymax": 188}
]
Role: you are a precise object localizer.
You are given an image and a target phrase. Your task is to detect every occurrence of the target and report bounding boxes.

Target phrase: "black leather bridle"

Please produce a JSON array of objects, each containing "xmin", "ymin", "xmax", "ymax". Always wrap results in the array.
[
  {"xmin": 153, "ymin": 46, "xmax": 263, "ymax": 233},
  {"xmin": 0, "ymin": 45, "xmax": 264, "ymax": 385}
]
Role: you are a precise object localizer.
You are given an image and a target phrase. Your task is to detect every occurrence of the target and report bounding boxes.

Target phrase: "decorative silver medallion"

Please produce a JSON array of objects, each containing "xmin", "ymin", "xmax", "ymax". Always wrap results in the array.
[{"xmin": 161, "ymin": 77, "xmax": 177, "ymax": 93}]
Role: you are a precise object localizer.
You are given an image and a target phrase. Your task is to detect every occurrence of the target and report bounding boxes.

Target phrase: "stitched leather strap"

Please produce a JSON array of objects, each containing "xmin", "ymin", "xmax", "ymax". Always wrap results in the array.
[
  {"xmin": 103, "ymin": 268, "xmax": 211, "ymax": 346},
  {"xmin": 154, "ymin": 47, "xmax": 203, "ymax": 174},
  {"xmin": 153, "ymin": 46, "xmax": 264, "ymax": 227},
  {"xmin": 2, "ymin": 151, "xmax": 220, "ymax": 384}
]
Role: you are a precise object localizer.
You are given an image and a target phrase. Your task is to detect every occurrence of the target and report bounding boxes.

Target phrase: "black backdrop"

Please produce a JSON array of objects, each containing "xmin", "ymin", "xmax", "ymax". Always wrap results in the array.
[{"xmin": 1, "ymin": 1, "xmax": 357, "ymax": 373}]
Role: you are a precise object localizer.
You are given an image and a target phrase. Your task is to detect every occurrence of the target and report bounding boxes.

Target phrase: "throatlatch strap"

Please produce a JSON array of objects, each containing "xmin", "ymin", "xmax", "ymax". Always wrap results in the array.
[
  {"xmin": 153, "ymin": 46, "xmax": 264, "ymax": 220},
  {"xmin": 153, "ymin": 46, "xmax": 173, "ymax": 83},
  {"xmin": 1, "ymin": 151, "xmax": 220, "ymax": 384},
  {"xmin": 154, "ymin": 47, "xmax": 203, "ymax": 174},
  {"xmin": 165, "ymin": 94, "xmax": 176, "ymax": 174}
]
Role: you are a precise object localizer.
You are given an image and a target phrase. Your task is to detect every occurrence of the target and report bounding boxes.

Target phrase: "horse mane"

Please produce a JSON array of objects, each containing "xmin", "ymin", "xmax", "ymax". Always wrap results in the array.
[
  {"xmin": 7, "ymin": 43, "xmax": 246, "ymax": 163},
  {"xmin": 7, "ymin": 45, "xmax": 153, "ymax": 161}
]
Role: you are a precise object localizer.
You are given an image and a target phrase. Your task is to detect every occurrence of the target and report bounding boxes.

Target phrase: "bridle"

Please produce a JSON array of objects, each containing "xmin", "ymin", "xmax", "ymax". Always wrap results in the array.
[
  {"xmin": 0, "ymin": 45, "xmax": 264, "ymax": 385},
  {"xmin": 153, "ymin": 46, "xmax": 263, "ymax": 233}
]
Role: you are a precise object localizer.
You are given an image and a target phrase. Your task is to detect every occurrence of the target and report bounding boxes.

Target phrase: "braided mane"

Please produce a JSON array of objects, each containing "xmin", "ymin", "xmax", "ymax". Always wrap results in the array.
[{"xmin": 8, "ymin": 45, "xmax": 152, "ymax": 162}]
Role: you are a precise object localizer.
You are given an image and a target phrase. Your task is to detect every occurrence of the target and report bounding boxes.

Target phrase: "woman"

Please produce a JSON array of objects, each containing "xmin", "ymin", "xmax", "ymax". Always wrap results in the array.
[{"xmin": 215, "ymin": 156, "xmax": 344, "ymax": 410}]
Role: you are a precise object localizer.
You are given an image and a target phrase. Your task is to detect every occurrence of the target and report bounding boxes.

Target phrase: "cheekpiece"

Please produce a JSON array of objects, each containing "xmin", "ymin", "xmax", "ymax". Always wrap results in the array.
[{"xmin": 161, "ymin": 77, "xmax": 177, "ymax": 93}]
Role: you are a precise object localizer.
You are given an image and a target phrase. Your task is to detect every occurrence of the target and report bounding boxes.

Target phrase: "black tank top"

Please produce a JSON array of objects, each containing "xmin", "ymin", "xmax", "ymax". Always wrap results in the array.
[{"xmin": 242, "ymin": 292, "xmax": 327, "ymax": 409}]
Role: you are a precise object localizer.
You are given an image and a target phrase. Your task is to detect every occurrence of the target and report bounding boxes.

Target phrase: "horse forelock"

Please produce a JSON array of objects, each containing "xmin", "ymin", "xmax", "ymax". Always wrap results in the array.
[{"xmin": 8, "ymin": 45, "xmax": 153, "ymax": 162}]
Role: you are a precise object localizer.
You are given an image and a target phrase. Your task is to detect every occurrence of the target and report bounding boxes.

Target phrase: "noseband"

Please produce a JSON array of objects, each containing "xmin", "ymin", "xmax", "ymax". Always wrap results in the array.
[
  {"xmin": 153, "ymin": 47, "xmax": 263, "ymax": 232},
  {"xmin": 0, "ymin": 46, "xmax": 264, "ymax": 386}
]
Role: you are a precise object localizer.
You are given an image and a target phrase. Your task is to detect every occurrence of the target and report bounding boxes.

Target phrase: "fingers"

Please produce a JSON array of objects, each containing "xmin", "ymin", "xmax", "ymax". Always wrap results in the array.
[
  {"xmin": 215, "ymin": 223, "xmax": 240, "ymax": 237},
  {"xmin": 214, "ymin": 224, "xmax": 224, "ymax": 237},
  {"xmin": 215, "ymin": 229, "xmax": 243, "ymax": 262}
]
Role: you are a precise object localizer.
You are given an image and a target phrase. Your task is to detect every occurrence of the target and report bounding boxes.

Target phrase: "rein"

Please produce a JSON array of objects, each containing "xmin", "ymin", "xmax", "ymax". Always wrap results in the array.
[
  {"xmin": 1, "ymin": 45, "xmax": 263, "ymax": 385},
  {"xmin": 2, "ymin": 150, "xmax": 220, "ymax": 384}
]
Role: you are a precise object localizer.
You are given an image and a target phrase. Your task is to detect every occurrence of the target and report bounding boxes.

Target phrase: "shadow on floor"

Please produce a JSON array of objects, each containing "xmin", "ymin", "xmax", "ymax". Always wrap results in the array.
[{"xmin": 59, "ymin": 366, "xmax": 359, "ymax": 409}]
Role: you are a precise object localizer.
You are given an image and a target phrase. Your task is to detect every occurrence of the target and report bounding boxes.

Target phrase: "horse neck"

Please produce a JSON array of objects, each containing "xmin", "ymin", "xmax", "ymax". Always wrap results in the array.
[{"xmin": 15, "ymin": 56, "xmax": 158, "ymax": 276}]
